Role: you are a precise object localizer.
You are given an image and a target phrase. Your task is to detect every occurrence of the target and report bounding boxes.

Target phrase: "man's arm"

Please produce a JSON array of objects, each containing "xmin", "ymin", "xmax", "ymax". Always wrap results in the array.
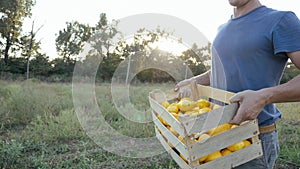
[
  {"xmin": 174, "ymin": 70, "xmax": 211, "ymax": 99},
  {"xmin": 230, "ymin": 51, "xmax": 300, "ymax": 124},
  {"xmin": 174, "ymin": 70, "xmax": 210, "ymax": 91},
  {"xmin": 260, "ymin": 51, "xmax": 300, "ymax": 103}
]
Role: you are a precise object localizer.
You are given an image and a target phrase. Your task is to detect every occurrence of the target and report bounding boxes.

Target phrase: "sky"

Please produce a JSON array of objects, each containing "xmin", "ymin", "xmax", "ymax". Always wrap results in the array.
[{"xmin": 23, "ymin": 0, "xmax": 300, "ymax": 59}]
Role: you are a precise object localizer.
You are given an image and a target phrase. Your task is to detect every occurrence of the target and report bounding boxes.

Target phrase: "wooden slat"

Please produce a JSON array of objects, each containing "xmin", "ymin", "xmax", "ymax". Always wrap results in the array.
[
  {"xmin": 197, "ymin": 85, "xmax": 235, "ymax": 104},
  {"xmin": 163, "ymin": 89, "xmax": 180, "ymax": 101},
  {"xmin": 195, "ymin": 141, "xmax": 263, "ymax": 169},
  {"xmin": 251, "ymin": 134, "xmax": 260, "ymax": 144},
  {"xmin": 188, "ymin": 120, "xmax": 259, "ymax": 161},
  {"xmin": 149, "ymin": 96, "xmax": 186, "ymax": 137},
  {"xmin": 156, "ymin": 126, "xmax": 262, "ymax": 169},
  {"xmin": 180, "ymin": 103, "xmax": 239, "ymax": 136},
  {"xmin": 156, "ymin": 130, "xmax": 192, "ymax": 169},
  {"xmin": 149, "ymin": 90, "xmax": 168, "ymax": 103},
  {"xmin": 152, "ymin": 111, "xmax": 189, "ymax": 158},
  {"xmin": 231, "ymin": 141, "xmax": 263, "ymax": 168},
  {"xmin": 190, "ymin": 80, "xmax": 200, "ymax": 101}
]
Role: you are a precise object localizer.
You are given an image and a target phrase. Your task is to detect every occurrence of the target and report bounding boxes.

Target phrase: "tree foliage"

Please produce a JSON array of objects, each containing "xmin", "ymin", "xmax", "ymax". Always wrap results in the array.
[
  {"xmin": 91, "ymin": 13, "xmax": 119, "ymax": 56},
  {"xmin": 180, "ymin": 43, "xmax": 211, "ymax": 77},
  {"xmin": 30, "ymin": 54, "xmax": 51, "ymax": 76},
  {"xmin": 1, "ymin": 9, "xmax": 298, "ymax": 83},
  {"xmin": 0, "ymin": 0, "xmax": 35, "ymax": 63},
  {"xmin": 281, "ymin": 61, "xmax": 300, "ymax": 84},
  {"xmin": 55, "ymin": 21, "xmax": 92, "ymax": 60}
]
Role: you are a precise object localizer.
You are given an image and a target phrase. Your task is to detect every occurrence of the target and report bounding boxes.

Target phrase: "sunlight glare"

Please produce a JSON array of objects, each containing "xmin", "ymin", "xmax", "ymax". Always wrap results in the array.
[{"xmin": 151, "ymin": 38, "xmax": 189, "ymax": 55}]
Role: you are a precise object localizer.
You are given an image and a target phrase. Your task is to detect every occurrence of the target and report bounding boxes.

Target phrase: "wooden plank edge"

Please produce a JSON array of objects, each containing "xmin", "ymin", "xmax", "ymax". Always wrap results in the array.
[
  {"xmin": 190, "ymin": 80, "xmax": 200, "ymax": 101},
  {"xmin": 156, "ymin": 131, "xmax": 193, "ymax": 169},
  {"xmin": 188, "ymin": 120, "xmax": 259, "ymax": 160},
  {"xmin": 152, "ymin": 111, "xmax": 189, "ymax": 158},
  {"xmin": 195, "ymin": 141, "xmax": 263, "ymax": 169},
  {"xmin": 181, "ymin": 103, "xmax": 238, "ymax": 135},
  {"xmin": 197, "ymin": 85, "xmax": 235, "ymax": 104},
  {"xmin": 149, "ymin": 96, "xmax": 186, "ymax": 137}
]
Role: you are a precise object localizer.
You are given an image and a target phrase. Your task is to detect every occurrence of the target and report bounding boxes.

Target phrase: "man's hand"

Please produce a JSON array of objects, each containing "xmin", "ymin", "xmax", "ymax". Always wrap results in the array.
[
  {"xmin": 229, "ymin": 90, "xmax": 268, "ymax": 124},
  {"xmin": 174, "ymin": 79, "xmax": 193, "ymax": 99},
  {"xmin": 174, "ymin": 79, "xmax": 192, "ymax": 92},
  {"xmin": 174, "ymin": 71, "xmax": 211, "ymax": 99}
]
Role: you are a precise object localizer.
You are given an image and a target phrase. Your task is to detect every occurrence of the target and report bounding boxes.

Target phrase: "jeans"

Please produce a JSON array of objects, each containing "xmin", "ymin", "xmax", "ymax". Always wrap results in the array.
[{"xmin": 234, "ymin": 131, "xmax": 280, "ymax": 169}]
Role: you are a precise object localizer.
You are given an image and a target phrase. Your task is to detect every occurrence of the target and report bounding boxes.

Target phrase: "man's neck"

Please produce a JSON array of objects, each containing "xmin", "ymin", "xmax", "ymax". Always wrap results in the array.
[{"xmin": 233, "ymin": 0, "xmax": 262, "ymax": 18}]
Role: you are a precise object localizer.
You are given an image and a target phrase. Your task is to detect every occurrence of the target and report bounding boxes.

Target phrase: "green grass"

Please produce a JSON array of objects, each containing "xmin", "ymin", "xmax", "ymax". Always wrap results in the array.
[
  {"xmin": 0, "ymin": 80, "xmax": 299, "ymax": 168},
  {"xmin": 276, "ymin": 103, "xmax": 300, "ymax": 168}
]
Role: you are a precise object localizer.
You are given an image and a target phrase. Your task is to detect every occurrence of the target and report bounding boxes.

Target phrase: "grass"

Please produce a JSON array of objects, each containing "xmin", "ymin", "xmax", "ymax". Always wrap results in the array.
[
  {"xmin": 0, "ymin": 80, "xmax": 299, "ymax": 168},
  {"xmin": 276, "ymin": 103, "xmax": 300, "ymax": 169}
]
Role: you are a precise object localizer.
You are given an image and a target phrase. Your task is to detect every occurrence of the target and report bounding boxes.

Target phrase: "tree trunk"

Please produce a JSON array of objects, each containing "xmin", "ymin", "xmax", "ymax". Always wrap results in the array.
[
  {"xmin": 26, "ymin": 55, "xmax": 30, "ymax": 79},
  {"xmin": 26, "ymin": 34, "xmax": 33, "ymax": 79},
  {"xmin": 4, "ymin": 37, "xmax": 11, "ymax": 64}
]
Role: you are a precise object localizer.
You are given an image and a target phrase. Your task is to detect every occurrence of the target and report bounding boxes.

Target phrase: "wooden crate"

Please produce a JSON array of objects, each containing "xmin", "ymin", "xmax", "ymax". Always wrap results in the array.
[{"xmin": 149, "ymin": 81, "xmax": 263, "ymax": 169}]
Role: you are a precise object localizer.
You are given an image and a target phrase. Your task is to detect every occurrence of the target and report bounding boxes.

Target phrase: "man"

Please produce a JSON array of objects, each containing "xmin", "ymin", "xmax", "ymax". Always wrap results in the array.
[{"xmin": 175, "ymin": 0, "xmax": 300, "ymax": 168}]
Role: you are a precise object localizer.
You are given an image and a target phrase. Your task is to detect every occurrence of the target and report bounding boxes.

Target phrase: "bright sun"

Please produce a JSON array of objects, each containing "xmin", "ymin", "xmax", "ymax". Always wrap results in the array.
[
  {"xmin": 123, "ymin": 36, "xmax": 189, "ymax": 56},
  {"xmin": 150, "ymin": 38, "xmax": 189, "ymax": 55}
]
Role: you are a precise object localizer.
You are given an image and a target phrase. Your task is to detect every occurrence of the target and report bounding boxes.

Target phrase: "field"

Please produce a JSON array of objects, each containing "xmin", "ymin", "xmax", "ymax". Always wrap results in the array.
[{"xmin": 0, "ymin": 80, "xmax": 299, "ymax": 169}]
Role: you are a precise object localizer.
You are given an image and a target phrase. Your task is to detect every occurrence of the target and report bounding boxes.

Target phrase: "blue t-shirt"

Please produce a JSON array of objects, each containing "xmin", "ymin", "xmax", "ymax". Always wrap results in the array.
[{"xmin": 211, "ymin": 6, "xmax": 300, "ymax": 126}]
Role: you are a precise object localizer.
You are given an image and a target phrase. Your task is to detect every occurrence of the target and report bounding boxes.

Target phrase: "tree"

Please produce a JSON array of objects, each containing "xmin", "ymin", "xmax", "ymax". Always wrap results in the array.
[
  {"xmin": 55, "ymin": 21, "xmax": 92, "ymax": 60},
  {"xmin": 7, "ymin": 57, "xmax": 27, "ymax": 74},
  {"xmin": 29, "ymin": 54, "xmax": 51, "ymax": 76},
  {"xmin": 180, "ymin": 43, "xmax": 211, "ymax": 76},
  {"xmin": 114, "ymin": 27, "xmax": 171, "ymax": 83},
  {"xmin": 54, "ymin": 13, "xmax": 121, "ymax": 81},
  {"xmin": 115, "ymin": 27, "xmax": 170, "ymax": 58},
  {"xmin": 50, "ymin": 57, "xmax": 75, "ymax": 76},
  {"xmin": 89, "ymin": 13, "xmax": 119, "ymax": 56},
  {"xmin": 20, "ymin": 20, "xmax": 43, "ymax": 79},
  {"xmin": 95, "ymin": 13, "xmax": 111, "ymax": 46},
  {"xmin": 0, "ymin": 0, "xmax": 35, "ymax": 63},
  {"xmin": 89, "ymin": 13, "xmax": 120, "ymax": 81}
]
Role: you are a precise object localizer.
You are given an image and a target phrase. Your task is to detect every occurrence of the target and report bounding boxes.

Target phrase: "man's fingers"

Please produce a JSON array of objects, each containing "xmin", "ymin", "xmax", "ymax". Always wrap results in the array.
[
  {"xmin": 230, "ymin": 111, "xmax": 243, "ymax": 125},
  {"xmin": 174, "ymin": 80, "xmax": 191, "ymax": 92},
  {"xmin": 229, "ymin": 92, "xmax": 244, "ymax": 124},
  {"xmin": 229, "ymin": 93, "xmax": 242, "ymax": 103},
  {"xmin": 177, "ymin": 90, "xmax": 191, "ymax": 99},
  {"xmin": 174, "ymin": 85, "xmax": 180, "ymax": 92}
]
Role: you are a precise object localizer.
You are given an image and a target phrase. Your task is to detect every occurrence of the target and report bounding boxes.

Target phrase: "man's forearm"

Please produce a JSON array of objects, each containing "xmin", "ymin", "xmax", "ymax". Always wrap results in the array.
[
  {"xmin": 259, "ymin": 74, "xmax": 300, "ymax": 104},
  {"xmin": 192, "ymin": 70, "xmax": 211, "ymax": 86}
]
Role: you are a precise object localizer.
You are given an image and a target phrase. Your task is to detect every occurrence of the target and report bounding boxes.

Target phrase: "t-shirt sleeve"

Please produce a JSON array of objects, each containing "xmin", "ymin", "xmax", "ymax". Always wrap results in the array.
[{"xmin": 273, "ymin": 12, "xmax": 300, "ymax": 55}]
